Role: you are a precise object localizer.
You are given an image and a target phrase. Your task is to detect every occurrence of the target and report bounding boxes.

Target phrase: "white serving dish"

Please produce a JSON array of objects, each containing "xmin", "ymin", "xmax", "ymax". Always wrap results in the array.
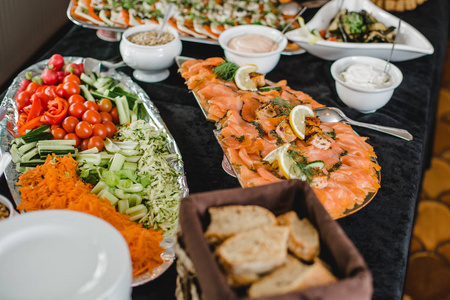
[
  {"xmin": 0, "ymin": 194, "xmax": 18, "ymax": 219},
  {"xmin": 218, "ymin": 25, "xmax": 288, "ymax": 74},
  {"xmin": 120, "ymin": 24, "xmax": 182, "ymax": 82},
  {"xmin": 285, "ymin": 0, "xmax": 434, "ymax": 61},
  {"xmin": 0, "ymin": 210, "xmax": 132, "ymax": 300},
  {"xmin": 330, "ymin": 56, "xmax": 403, "ymax": 113}
]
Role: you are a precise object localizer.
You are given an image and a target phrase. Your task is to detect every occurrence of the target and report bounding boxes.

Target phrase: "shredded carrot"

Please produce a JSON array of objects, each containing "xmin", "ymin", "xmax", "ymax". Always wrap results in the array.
[
  {"xmin": 120, "ymin": 9, "xmax": 131, "ymax": 26},
  {"xmin": 17, "ymin": 154, "xmax": 164, "ymax": 278}
]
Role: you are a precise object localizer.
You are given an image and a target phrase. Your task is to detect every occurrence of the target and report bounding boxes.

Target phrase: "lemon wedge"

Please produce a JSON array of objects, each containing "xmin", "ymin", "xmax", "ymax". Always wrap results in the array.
[
  {"xmin": 234, "ymin": 64, "xmax": 258, "ymax": 91},
  {"xmin": 289, "ymin": 105, "xmax": 315, "ymax": 140},
  {"xmin": 263, "ymin": 144, "xmax": 289, "ymax": 164},
  {"xmin": 277, "ymin": 144, "xmax": 306, "ymax": 180}
]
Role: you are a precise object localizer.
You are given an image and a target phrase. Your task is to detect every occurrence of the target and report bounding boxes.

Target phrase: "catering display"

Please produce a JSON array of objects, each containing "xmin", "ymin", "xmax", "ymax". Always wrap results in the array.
[
  {"xmin": 0, "ymin": 55, "xmax": 189, "ymax": 285},
  {"xmin": 178, "ymin": 57, "xmax": 380, "ymax": 219},
  {"xmin": 285, "ymin": 0, "xmax": 434, "ymax": 61}
]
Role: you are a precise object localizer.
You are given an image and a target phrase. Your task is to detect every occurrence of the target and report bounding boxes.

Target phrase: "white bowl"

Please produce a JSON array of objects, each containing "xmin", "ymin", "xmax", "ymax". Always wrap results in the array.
[
  {"xmin": 330, "ymin": 56, "xmax": 403, "ymax": 113},
  {"xmin": 0, "ymin": 194, "xmax": 18, "ymax": 220},
  {"xmin": 120, "ymin": 24, "xmax": 182, "ymax": 82},
  {"xmin": 285, "ymin": 0, "xmax": 434, "ymax": 61},
  {"xmin": 0, "ymin": 210, "xmax": 132, "ymax": 300},
  {"xmin": 218, "ymin": 25, "xmax": 287, "ymax": 74}
]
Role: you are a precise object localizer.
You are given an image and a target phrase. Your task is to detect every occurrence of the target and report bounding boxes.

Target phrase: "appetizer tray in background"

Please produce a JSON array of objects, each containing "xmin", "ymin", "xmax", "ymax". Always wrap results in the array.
[
  {"xmin": 67, "ymin": 0, "xmax": 305, "ymax": 55},
  {"xmin": 0, "ymin": 56, "xmax": 189, "ymax": 286}
]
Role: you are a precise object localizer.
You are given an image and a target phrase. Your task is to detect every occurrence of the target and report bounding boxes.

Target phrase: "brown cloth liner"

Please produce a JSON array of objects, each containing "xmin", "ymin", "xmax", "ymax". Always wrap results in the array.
[{"xmin": 178, "ymin": 179, "xmax": 373, "ymax": 300}]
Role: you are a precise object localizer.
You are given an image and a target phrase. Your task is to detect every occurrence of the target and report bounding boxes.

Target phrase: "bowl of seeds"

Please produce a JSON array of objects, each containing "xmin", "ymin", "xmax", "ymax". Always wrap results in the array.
[
  {"xmin": 120, "ymin": 24, "xmax": 182, "ymax": 83},
  {"xmin": 0, "ymin": 195, "xmax": 18, "ymax": 221}
]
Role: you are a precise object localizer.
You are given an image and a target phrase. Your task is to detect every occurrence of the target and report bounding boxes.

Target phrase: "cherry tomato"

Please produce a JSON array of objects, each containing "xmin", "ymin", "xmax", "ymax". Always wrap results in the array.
[
  {"xmin": 69, "ymin": 103, "xmax": 87, "ymax": 119},
  {"xmin": 26, "ymin": 82, "xmax": 40, "ymax": 94},
  {"xmin": 63, "ymin": 74, "xmax": 81, "ymax": 85},
  {"xmin": 92, "ymin": 123, "xmax": 107, "ymax": 140},
  {"xmin": 48, "ymin": 54, "xmax": 64, "ymax": 71},
  {"xmin": 87, "ymin": 136, "xmax": 104, "ymax": 152},
  {"xmin": 16, "ymin": 91, "xmax": 31, "ymax": 112},
  {"xmin": 82, "ymin": 110, "xmax": 101, "ymax": 124},
  {"xmin": 68, "ymin": 94, "xmax": 85, "ymax": 105},
  {"xmin": 62, "ymin": 116, "xmax": 79, "ymax": 133},
  {"xmin": 75, "ymin": 121, "xmax": 92, "ymax": 139},
  {"xmin": 102, "ymin": 121, "xmax": 117, "ymax": 138},
  {"xmin": 62, "ymin": 81, "xmax": 80, "ymax": 98},
  {"xmin": 55, "ymin": 84, "xmax": 65, "ymax": 98},
  {"xmin": 99, "ymin": 111, "xmax": 113, "ymax": 123},
  {"xmin": 52, "ymin": 127, "xmax": 67, "ymax": 140},
  {"xmin": 98, "ymin": 98, "xmax": 113, "ymax": 112},
  {"xmin": 80, "ymin": 139, "xmax": 89, "ymax": 151},
  {"xmin": 110, "ymin": 107, "xmax": 119, "ymax": 124},
  {"xmin": 64, "ymin": 133, "xmax": 81, "ymax": 147},
  {"xmin": 84, "ymin": 100, "xmax": 99, "ymax": 111}
]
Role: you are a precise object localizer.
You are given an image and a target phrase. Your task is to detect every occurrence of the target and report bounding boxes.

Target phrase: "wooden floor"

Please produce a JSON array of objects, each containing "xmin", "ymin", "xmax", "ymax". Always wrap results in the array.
[{"xmin": 403, "ymin": 40, "xmax": 450, "ymax": 300}]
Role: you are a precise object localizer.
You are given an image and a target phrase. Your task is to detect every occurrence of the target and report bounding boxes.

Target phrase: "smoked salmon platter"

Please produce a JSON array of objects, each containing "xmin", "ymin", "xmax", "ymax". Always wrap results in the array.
[
  {"xmin": 0, "ymin": 56, "xmax": 189, "ymax": 286},
  {"xmin": 177, "ymin": 56, "xmax": 381, "ymax": 219},
  {"xmin": 67, "ymin": 0, "xmax": 304, "ymax": 54}
]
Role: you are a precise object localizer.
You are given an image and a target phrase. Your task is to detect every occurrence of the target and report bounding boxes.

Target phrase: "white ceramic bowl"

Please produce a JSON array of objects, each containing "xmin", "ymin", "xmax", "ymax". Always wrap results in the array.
[
  {"xmin": 285, "ymin": 0, "xmax": 434, "ymax": 61},
  {"xmin": 218, "ymin": 25, "xmax": 287, "ymax": 74},
  {"xmin": 0, "ymin": 194, "xmax": 18, "ymax": 220},
  {"xmin": 0, "ymin": 210, "xmax": 132, "ymax": 300},
  {"xmin": 330, "ymin": 56, "xmax": 403, "ymax": 113},
  {"xmin": 120, "ymin": 24, "xmax": 182, "ymax": 82}
]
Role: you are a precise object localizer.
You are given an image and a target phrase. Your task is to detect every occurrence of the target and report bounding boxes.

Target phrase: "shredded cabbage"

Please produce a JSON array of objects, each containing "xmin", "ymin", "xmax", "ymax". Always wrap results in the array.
[{"xmin": 115, "ymin": 120, "xmax": 182, "ymax": 237}]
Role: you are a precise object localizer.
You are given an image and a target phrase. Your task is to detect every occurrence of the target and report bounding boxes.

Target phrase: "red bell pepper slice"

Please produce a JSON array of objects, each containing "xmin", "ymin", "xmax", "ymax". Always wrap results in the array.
[
  {"xmin": 18, "ymin": 116, "xmax": 43, "ymax": 136},
  {"xmin": 43, "ymin": 97, "xmax": 69, "ymax": 125},
  {"xmin": 26, "ymin": 96, "xmax": 43, "ymax": 123}
]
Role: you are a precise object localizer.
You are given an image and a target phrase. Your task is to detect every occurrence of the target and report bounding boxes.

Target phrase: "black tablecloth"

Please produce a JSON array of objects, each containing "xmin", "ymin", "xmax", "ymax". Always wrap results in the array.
[{"xmin": 1, "ymin": 0, "xmax": 448, "ymax": 299}]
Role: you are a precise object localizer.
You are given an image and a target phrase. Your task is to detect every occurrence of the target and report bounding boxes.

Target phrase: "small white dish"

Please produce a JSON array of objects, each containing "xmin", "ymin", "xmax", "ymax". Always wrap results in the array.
[
  {"xmin": 0, "ymin": 194, "xmax": 18, "ymax": 219},
  {"xmin": 0, "ymin": 210, "xmax": 132, "ymax": 300},
  {"xmin": 285, "ymin": 0, "xmax": 434, "ymax": 61},
  {"xmin": 120, "ymin": 24, "xmax": 182, "ymax": 82},
  {"xmin": 218, "ymin": 25, "xmax": 287, "ymax": 74},
  {"xmin": 330, "ymin": 56, "xmax": 403, "ymax": 113}
]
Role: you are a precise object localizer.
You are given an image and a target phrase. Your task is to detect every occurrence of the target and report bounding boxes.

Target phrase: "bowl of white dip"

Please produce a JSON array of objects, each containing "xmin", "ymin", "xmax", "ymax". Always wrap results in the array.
[
  {"xmin": 218, "ymin": 25, "xmax": 287, "ymax": 74},
  {"xmin": 330, "ymin": 56, "xmax": 403, "ymax": 113}
]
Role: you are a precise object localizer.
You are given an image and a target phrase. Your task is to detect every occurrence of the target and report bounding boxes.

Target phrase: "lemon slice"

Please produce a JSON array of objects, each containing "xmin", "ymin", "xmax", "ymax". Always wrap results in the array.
[
  {"xmin": 277, "ymin": 144, "xmax": 306, "ymax": 180},
  {"xmin": 289, "ymin": 105, "xmax": 315, "ymax": 140},
  {"xmin": 234, "ymin": 64, "xmax": 258, "ymax": 91},
  {"xmin": 263, "ymin": 144, "xmax": 289, "ymax": 164}
]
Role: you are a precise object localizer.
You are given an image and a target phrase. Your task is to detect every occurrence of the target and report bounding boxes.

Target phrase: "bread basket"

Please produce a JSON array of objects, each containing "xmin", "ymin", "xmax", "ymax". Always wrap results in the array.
[{"xmin": 176, "ymin": 180, "xmax": 373, "ymax": 300}]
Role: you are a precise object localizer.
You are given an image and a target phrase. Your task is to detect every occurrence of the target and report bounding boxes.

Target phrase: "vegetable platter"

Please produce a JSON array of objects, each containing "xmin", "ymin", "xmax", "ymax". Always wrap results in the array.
[
  {"xmin": 0, "ymin": 56, "xmax": 189, "ymax": 286},
  {"xmin": 66, "ymin": 0, "xmax": 305, "ymax": 55},
  {"xmin": 176, "ymin": 56, "xmax": 380, "ymax": 220}
]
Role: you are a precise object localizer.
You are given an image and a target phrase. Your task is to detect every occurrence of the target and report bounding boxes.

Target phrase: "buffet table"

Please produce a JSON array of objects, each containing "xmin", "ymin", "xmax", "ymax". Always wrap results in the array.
[{"xmin": 1, "ymin": 0, "xmax": 448, "ymax": 299}]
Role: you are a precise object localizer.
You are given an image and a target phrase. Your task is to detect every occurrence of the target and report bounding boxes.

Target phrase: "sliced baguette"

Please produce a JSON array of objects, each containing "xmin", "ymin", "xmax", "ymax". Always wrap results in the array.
[
  {"xmin": 204, "ymin": 205, "xmax": 277, "ymax": 244},
  {"xmin": 248, "ymin": 256, "xmax": 338, "ymax": 298},
  {"xmin": 217, "ymin": 225, "xmax": 289, "ymax": 276},
  {"xmin": 277, "ymin": 211, "xmax": 320, "ymax": 261}
]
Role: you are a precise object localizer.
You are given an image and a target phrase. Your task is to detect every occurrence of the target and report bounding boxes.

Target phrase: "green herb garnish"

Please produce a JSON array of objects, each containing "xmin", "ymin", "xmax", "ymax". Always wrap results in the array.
[{"xmin": 213, "ymin": 61, "xmax": 240, "ymax": 81}]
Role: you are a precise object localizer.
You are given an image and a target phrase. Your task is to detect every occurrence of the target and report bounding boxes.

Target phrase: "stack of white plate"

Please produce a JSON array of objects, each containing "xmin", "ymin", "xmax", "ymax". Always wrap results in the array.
[{"xmin": 0, "ymin": 210, "xmax": 132, "ymax": 300}]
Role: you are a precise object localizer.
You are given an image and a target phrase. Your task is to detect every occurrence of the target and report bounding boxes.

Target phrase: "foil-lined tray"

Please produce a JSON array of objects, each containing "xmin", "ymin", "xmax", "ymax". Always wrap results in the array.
[{"xmin": 0, "ymin": 56, "xmax": 189, "ymax": 286}]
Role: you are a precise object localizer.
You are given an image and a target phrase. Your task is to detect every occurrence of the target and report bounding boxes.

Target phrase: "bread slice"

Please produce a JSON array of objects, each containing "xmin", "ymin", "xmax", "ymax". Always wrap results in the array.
[
  {"xmin": 248, "ymin": 256, "xmax": 338, "ymax": 298},
  {"xmin": 217, "ymin": 225, "xmax": 289, "ymax": 277},
  {"xmin": 277, "ymin": 211, "xmax": 320, "ymax": 261},
  {"xmin": 204, "ymin": 205, "xmax": 277, "ymax": 244}
]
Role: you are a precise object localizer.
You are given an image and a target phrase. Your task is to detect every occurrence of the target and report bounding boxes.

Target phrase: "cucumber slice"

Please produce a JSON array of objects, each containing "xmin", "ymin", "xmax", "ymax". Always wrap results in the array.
[
  {"xmin": 305, "ymin": 160, "xmax": 325, "ymax": 170},
  {"xmin": 258, "ymin": 86, "xmax": 282, "ymax": 92}
]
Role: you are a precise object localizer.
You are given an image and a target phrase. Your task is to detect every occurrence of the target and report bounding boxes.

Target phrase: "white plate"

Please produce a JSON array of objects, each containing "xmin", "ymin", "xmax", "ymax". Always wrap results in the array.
[
  {"xmin": 0, "ymin": 210, "xmax": 132, "ymax": 300},
  {"xmin": 285, "ymin": 0, "xmax": 434, "ymax": 61}
]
